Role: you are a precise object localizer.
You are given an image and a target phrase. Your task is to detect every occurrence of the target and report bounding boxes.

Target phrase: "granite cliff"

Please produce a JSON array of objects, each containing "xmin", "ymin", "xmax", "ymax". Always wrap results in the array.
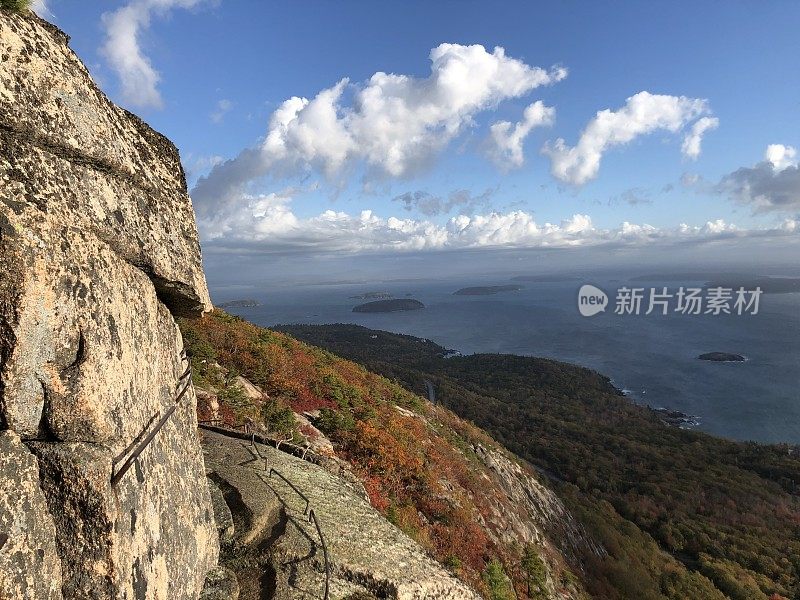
[
  {"xmin": 1, "ymin": 9, "xmax": 593, "ymax": 600},
  {"xmin": 0, "ymin": 10, "xmax": 218, "ymax": 599}
]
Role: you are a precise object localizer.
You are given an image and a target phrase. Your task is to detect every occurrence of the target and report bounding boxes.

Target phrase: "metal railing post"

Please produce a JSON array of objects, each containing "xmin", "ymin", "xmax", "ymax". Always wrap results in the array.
[
  {"xmin": 268, "ymin": 467, "xmax": 310, "ymax": 515},
  {"xmin": 308, "ymin": 508, "xmax": 331, "ymax": 600}
]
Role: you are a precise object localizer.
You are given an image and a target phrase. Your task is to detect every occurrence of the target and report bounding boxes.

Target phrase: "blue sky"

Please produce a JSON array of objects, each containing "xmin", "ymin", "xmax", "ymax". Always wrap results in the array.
[{"xmin": 37, "ymin": 0, "xmax": 800, "ymax": 280}]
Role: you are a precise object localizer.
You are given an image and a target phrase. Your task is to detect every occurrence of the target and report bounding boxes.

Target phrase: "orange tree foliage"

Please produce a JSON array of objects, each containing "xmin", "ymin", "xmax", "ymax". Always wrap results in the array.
[
  {"xmin": 179, "ymin": 311, "xmax": 561, "ymax": 598},
  {"xmin": 280, "ymin": 322, "xmax": 800, "ymax": 600}
]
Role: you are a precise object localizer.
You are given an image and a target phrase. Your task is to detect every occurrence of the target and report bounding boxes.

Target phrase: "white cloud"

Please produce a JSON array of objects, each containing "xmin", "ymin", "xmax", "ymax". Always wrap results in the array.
[
  {"xmin": 542, "ymin": 91, "xmax": 713, "ymax": 185},
  {"xmin": 780, "ymin": 217, "xmax": 799, "ymax": 232},
  {"xmin": 210, "ymin": 99, "xmax": 233, "ymax": 124},
  {"xmin": 765, "ymin": 144, "xmax": 798, "ymax": 172},
  {"xmin": 718, "ymin": 143, "xmax": 800, "ymax": 212},
  {"xmin": 700, "ymin": 218, "xmax": 737, "ymax": 234},
  {"xmin": 487, "ymin": 100, "xmax": 556, "ymax": 169},
  {"xmin": 196, "ymin": 191, "xmax": 793, "ymax": 257},
  {"xmin": 100, "ymin": 0, "xmax": 211, "ymax": 109},
  {"xmin": 192, "ymin": 44, "xmax": 567, "ymax": 212},
  {"xmin": 681, "ymin": 116, "xmax": 719, "ymax": 159}
]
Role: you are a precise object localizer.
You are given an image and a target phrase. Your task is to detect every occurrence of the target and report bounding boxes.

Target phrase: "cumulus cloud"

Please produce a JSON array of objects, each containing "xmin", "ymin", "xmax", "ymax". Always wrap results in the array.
[
  {"xmin": 681, "ymin": 116, "xmax": 719, "ymax": 159},
  {"xmin": 779, "ymin": 217, "xmax": 799, "ymax": 232},
  {"xmin": 718, "ymin": 144, "xmax": 800, "ymax": 212},
  {"xmin": 210, "ymin": 99, "xmax": 233, "ymax": 124},
  {"xmin": 542, "ymin": 91, "xmax": 713, "ymax": 185},
  {"xmin": 765, "ymin": 144, "xmax": 798, "ymax": 172},
  {"xmin": 486, "ymin": 100, "xmax": 556, "ymax": 169},
  {"xmin": 192, "ymin": 44, "xmax": 567, "ymax": 213},
  {"xmin": 195, "ymin": 191, "xmax": 794, "ymax": 257},
  {"xmin": 100, "ymin": 0, "xmax": 211, "ymax": 109},
  {"xmin": 392, "ymin": 188, "xmax": 495, "ymax": 217}
]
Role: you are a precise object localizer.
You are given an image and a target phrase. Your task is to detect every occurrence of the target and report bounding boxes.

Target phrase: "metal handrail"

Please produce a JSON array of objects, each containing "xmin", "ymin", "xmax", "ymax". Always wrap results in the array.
[
  {"xmin": 275, "ymin": 432, "xmax": 292, "ymax": 452},
  {"xmin": 111, "ymin": 351, "xmax": 192, "ymax": 487},
  {"xmin": 308, "ymin": 508, "xmax": 331, "ymax": 600},
  {"xmin": 198, "ymin": 423, "xmax": 320, "ymax": 464},
  {"xmin": 202, "ymin": 424, "xmax": 331, "ymax": 599},
  {"xmin": 268, "ymin": 467, "xmax": 310, "ymax": 515},
  {"xmin": 112, "ymin": 412, "xmax": 158, "ymax": 466},
  {"xmin": 267, "ymin": 466, "xmax": 331, "ymax": 600}
]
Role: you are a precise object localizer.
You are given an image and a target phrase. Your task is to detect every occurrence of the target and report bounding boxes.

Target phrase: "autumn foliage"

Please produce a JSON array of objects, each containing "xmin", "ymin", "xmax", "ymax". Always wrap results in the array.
[{"xmin": 180, "ymin": 311, "xmax": 571, "ymax": 598}]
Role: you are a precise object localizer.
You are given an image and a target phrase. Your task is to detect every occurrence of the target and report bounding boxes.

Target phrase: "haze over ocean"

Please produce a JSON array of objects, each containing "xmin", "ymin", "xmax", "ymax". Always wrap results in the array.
[{"xmin": 214, "ymin": 276, "xmax": 800, "ymax": 445}]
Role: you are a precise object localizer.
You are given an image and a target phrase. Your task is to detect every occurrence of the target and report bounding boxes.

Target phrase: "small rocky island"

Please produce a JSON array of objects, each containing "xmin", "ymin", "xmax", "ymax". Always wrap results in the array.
[
  {"xmin": 218, "ymin": 299, "xmax": 260, "ymax": 308},
  {"xmin": 698, "ymin": 352, "xmax": 746, "ymax": 362},
  {"xmin": 353, "ymin": 299, "xmax": 425, "ymax": 313},
  {"xmin": 453, "ymin": 285, "xmax": 523, "ymax": 296}
]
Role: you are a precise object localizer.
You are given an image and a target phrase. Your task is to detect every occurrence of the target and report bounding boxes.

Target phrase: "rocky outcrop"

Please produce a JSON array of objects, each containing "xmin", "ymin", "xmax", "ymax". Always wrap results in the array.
[
  {"xmin": 0, "ymin": 10, "xmax": 218, "ymax": 600},
  {"xmin": 202, "ymin": 429, "xmax": 483, "ymax": 600},
  {"xmin": 474, "ymin": 444, "xmax": 600, "ymax": 597}
]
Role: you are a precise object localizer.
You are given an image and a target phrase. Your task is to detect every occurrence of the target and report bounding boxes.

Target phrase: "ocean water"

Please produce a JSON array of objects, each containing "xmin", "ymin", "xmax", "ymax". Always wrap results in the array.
[{"xmin": 214, "ymin": 277, "xmax": 800, "ymax": 445}]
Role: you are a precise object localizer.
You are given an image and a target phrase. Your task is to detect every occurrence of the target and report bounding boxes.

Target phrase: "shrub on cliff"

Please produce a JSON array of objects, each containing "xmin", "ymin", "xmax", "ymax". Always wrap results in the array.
[
  {"xmin": 483, "ymin": 559, "xmax": 515, "ymax": 600},
  {"xmin": 260, "ymin": 397, "xmax": 295, "ymax": 435},
  {"xmin": 0, "ymin": 0, "xmax": 31, "ymax": 12},
  {"xmin": 179, "ymin": 310, "xmax": 565, "ymax": 598}
]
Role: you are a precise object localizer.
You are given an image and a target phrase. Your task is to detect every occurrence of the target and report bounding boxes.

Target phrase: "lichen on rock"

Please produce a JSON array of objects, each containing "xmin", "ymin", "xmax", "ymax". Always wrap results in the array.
[
  {"xmin": 0, "ymin": 431, "xmax": 62, "ymax": 600},
  {"xmin": 0, "ymin": 10, "xmax": 218, "ymax": 599}
]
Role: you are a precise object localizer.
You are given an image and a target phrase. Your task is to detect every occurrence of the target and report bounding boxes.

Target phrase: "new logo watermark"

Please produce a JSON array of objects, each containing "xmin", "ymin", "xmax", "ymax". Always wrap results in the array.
[
  {"xmin": 578, "ymin": 284, "xmax": 608, "ymax": 317},
  {"xmin": 578, "ymin": 285, "xmax": 762, "ymax": 317}
]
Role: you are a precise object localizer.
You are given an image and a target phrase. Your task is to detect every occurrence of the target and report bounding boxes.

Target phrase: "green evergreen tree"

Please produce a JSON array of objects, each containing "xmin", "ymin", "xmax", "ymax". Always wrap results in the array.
[
  {"xmin": 484, "ymin": 559, "xmax": 515, "ymax": 600},
  {"xmin": 521, "ymin": 545, "xmax": 548, "ymax": 598}
]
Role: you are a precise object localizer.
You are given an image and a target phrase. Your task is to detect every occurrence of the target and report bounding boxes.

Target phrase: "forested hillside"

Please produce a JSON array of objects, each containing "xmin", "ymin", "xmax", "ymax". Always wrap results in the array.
[
  {"xmin": 279, "ymin": 323, "xmax": 800, "ymax": 600},
  {"xmin": 180, "ymin": 311, "xmax": 590, "ymax": 599}
]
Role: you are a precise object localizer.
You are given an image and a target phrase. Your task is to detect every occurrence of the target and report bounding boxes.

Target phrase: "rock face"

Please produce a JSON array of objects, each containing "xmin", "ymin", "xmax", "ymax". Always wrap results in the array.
[
  {"xmin": 0, "ymin": 431, "xmax": 62, "ymax": 600},
  {"xmin": 0, "ymin": 10, "xmax": 218, "ymax": 600},
  {"xmin": 202, "ymin": 430, "xmax": 483, "ymax": 600},
  {"xmin": 474, "ymin": 444, "xmax": 602, "ymax": 595}
]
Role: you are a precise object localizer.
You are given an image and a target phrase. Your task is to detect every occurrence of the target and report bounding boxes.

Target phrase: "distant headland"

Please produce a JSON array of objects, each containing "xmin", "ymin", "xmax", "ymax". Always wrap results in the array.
[
  {"xmin": 218, "ymin": 299, "xmax": 260, "ymax": 308},
  {"xmin": 453, "ymin": 285, "xmax": 522, "ymax": 296}
]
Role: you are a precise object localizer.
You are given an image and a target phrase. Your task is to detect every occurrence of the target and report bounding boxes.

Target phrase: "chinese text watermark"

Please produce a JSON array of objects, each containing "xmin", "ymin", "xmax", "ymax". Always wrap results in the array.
[{"xmin": 578, "ymin": 284, "xmax": 762, "ymax": 317}]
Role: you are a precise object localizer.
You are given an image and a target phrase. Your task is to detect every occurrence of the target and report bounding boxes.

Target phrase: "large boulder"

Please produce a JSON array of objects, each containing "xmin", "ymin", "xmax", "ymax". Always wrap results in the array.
[{"xmin": 0, "ymin": 10, "xmax": 218, "ymax": 599}]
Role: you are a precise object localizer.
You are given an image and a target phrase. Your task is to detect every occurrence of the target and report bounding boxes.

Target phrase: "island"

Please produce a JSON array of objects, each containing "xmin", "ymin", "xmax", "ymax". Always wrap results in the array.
[
  {"xmin": 349, "ymin": 291, "xmax": 393, "ymax": 300},
  {"xmin": 353, "ymin": 299, "xmax": 425, "ymax": 313},
  {"xmin": 453, "ymin": 285, "xmax": 522, "ymax": 296},
  {"xmin": 698, "ymin": 352, "xmax": 746, "ymax": 362},
  {"xmin": 218, "ymin": 299, "xmax": 260, "ymax": 308},
  {"xmin": 511, "ymin": 275, "xmax": 580, "ymax": 282}
]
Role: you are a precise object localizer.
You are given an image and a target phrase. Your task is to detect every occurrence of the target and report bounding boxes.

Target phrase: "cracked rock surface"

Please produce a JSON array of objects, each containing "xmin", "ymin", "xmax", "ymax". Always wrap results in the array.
[
  {"xmin": 0, "ymin": 431, "xmax": 61, "ymax": 600},
  {"xmin": 0, "ymin": 10, "xmax": 218, "ymax": 599},
  {"xmin": 202, "ymin": 430, "xmax": 482, "ymax": 600}
]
